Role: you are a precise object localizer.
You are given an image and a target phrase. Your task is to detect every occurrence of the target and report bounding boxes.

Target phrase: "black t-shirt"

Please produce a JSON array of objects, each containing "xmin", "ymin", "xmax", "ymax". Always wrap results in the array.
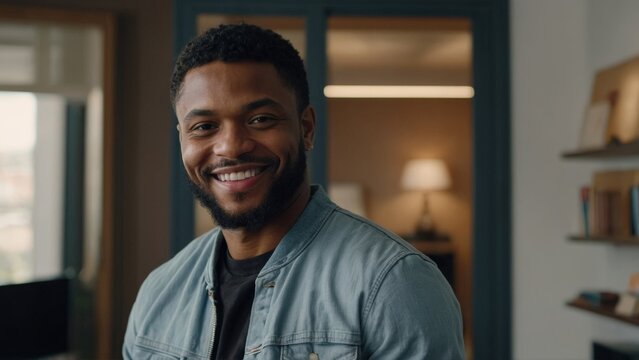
[{"xmin": 213, "ymin": 244, "xmax": 273, "ymax": 360}]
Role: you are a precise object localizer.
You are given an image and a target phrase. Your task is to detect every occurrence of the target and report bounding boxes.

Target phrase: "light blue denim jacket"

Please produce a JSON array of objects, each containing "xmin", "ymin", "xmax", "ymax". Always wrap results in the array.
[{"xmin": 124, "ymin": 186, "xmax": 464, "ymax": 359}]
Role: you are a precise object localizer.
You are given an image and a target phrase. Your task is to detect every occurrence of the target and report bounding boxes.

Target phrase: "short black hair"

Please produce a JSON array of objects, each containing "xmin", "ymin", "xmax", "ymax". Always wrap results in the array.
[{"xmin": 170, "ymin": 23, "xmax": 309, "ymax": 113}]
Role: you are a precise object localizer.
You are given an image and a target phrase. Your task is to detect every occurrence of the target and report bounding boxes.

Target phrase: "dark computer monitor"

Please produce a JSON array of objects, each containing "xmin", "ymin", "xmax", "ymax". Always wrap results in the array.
[{"xmin": 0, "ymin": 277, "xmax": 70, "ymax": 358}]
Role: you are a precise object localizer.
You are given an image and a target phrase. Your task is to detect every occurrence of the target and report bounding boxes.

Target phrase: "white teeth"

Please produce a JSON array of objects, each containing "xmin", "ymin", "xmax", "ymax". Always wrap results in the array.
[{"xmin": 217, "ymin": 168, "xmax": 260, "ymax": 182}]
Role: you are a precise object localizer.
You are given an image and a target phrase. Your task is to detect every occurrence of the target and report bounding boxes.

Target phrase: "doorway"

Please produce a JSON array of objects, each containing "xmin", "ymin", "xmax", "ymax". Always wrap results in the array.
[{"xmin": 325, "ymin": 17, "xmax": 473, "ymax": 356}]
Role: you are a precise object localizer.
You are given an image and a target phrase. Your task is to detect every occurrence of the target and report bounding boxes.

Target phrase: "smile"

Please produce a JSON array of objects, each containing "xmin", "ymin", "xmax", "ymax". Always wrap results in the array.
[{"xmin": 214, "ymin": 168, "xmax": 264, "ymax": 182}]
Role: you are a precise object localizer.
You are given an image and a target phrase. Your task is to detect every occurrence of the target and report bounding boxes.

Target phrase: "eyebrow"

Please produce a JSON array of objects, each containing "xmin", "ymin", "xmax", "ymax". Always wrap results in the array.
[
  {"xmin": 241, "ymin": 97, "xmax": 284, "ymax": 112},
  {"xmin": 182, "ymin": 109, "xmax": 215, "ymax": 123},
  {"xmin": 182, "ymin": 97, "xmax": 286, "ymax": 124}
]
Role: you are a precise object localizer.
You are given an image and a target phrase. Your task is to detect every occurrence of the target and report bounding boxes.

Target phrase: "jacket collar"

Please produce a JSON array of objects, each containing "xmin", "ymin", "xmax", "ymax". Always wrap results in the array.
[{"xmin": 203, "ymin": 185, "xmax": 335, "ymax": 288}]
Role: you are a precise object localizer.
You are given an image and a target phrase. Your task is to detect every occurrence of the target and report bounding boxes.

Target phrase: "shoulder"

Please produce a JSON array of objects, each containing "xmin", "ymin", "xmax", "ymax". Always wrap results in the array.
[
  {"xmin": 124, "ymin": 229, "xmax": 219, "ymax": 358},
  {"xmin": 313, "ymin": 207, "xmax": 464, "ymax": 357},
  {"xmin": 360, "ymin": 252, "xmax": 464, "ymax": 358},
  {"xmin": 322, "ymin": 206, "xmax": 433, "ymax": 266},
  {"xmin": 314, "ymin": 205, "xmax": 445, "ymax": 299},
  {"xmin": 135, "ymin": 228, "xmax": 218, "ymax": 308}
]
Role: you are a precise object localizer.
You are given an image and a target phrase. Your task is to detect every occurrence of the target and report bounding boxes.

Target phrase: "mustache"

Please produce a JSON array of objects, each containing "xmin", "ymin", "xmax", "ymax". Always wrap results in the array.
[{"xmin": 201, "ymin": 154, "xmax": 278, "ymax": 177}]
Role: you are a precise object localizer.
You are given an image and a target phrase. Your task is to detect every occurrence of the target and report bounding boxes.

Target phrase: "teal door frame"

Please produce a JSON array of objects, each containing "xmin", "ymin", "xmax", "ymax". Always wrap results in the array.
[{"xmin": 171, "ymin": 1, "xmax": 511, "ymax": 359}]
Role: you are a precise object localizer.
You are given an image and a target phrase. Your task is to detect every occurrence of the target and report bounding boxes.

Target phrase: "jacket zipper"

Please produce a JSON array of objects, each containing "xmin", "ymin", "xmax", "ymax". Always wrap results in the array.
[{"xmin": 206, "ymin": 288, "xmax": 217, "ymax": 360}]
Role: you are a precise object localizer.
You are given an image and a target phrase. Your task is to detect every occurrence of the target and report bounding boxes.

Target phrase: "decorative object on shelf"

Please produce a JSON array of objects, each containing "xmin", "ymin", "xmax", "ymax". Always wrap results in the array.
[
  {"xmin": 589, "ymin": 54, "xmax": 639, "ymax": 145},
  {"xmin": 562, "ymin": 55, "xmax": 639, "ymax": 158},
  {"xmin": 567, "ymin": 297, "xmax": 639, "ymax": 327},
  {"xmin": 401, "ymin": 158, "xmax": 451, "ymax": 240},
  {"xmin": 577, "ymin": 290, "xmax": 620, "ymax": 307},
  {"xmin": 615, "ymin": 293, "xmax": 639, "ymax": 317},
  {"xmin": 579, "ymin": 100, "xmax": 611, "ymax": 149},
  {"xmin": 328, "ymin": 182, "xmax": 366, "ymax": 217},
  {"xmin": 616, "ymin": 272, "xmax": 639, "ymax": 318}
]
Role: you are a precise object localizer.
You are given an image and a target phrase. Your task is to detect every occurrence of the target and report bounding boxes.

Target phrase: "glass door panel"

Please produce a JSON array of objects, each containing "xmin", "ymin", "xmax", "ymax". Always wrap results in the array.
[{"xmin": 325, "ymin": 16, "xmax": 474, "ymax": 356}]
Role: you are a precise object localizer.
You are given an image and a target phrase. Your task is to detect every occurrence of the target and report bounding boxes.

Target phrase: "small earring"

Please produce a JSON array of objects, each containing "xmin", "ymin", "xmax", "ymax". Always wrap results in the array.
[{"xmin": 306, "ymin": 144, "xmax": 313, "ymax": 151}]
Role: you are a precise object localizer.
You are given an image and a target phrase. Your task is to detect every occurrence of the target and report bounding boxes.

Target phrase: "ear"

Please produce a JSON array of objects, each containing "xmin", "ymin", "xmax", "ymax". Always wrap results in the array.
[{"xmin": 300, "ymin": 106, "xmax": 316, "ymax": 151}]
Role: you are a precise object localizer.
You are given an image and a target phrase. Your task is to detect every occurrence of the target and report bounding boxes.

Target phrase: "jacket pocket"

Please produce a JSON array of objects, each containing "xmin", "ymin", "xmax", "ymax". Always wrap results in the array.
[
  {"xmin": 281, "ymin": 343, "xmax": 359, "ymax": 360},
  {"xmin": 133, "ymin": 336, "xmax": 186, "ymax": 360}
]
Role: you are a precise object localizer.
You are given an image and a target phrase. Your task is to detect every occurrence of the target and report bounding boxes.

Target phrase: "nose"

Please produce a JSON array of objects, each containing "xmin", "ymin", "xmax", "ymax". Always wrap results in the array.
[{"xmin": 212, "ymin": 123, "xmax": 255, "ymax": 159}]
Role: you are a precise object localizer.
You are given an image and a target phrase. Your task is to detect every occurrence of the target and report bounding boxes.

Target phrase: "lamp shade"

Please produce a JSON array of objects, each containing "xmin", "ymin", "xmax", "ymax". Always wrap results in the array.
[{"xmin": 401, "ymin": 159, "xmax": 451, "ymax": 191}]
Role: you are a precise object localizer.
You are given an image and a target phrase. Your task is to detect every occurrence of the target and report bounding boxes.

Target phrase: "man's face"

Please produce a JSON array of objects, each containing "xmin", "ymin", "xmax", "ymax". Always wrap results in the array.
[{"xmin": 175, "ymin": 61, "xmax": 314, "ymax": 231}]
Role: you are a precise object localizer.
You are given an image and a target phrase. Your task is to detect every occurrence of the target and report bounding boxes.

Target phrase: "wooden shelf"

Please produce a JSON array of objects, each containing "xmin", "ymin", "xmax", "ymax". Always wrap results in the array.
[
  {"xmin": 568, "ymin": 234, "xmax": 639, "ymax": 246},
  {"xmin": 567, "ymin": 298, "xmax": 639, "ymax": 327},
  {"xmin": 561, "ymin": 140, "xmax": 639, "ymax": 159}
]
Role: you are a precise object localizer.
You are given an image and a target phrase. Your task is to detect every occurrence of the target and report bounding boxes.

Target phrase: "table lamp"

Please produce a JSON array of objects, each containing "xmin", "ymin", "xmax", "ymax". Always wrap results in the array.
[{"xmin": 401, "ymin": 159, "xmax": 451, "ymax": 239}]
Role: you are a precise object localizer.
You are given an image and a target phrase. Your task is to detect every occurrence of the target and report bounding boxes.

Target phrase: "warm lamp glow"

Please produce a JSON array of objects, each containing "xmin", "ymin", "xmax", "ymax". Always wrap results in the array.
[
  {"xmin": 401, "ymin": 159, "xmax": 451, "ymax": 191},
  {"xmin": 401, "ymin": 159, "xmax": 451, "ymax": 239}
]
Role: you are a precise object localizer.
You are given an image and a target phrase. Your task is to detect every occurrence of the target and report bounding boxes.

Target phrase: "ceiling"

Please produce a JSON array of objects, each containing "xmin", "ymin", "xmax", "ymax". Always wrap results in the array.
[{"xmin": 198, "ymin": 15, "xmax": 472, "ymax": 86}]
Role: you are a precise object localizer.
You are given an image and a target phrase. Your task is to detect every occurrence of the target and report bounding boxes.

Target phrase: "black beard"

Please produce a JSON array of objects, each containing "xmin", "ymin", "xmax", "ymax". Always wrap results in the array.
[{"xmin": 186, "ymin": 142, "xmax": 307, "ymax": 232}]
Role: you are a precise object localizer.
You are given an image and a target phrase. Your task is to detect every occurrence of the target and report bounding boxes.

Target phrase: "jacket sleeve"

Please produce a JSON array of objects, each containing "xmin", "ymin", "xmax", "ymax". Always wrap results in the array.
[
  {"xmin": 122, "ymin": 296, "xmax": 139, "ymax": 360},
  {"xmin": 123, "ymin": 272, "xmax": 153, "ymax": 360},
  {"xmin": 361, "ymin": 253, "xmax": 465, "ymax": 359}
]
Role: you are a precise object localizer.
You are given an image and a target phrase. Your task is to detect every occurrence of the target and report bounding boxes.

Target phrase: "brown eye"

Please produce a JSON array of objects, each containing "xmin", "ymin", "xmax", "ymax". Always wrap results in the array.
[
  {"xmin": 192, "ymin": 123, "xmax": 216, "ymax": 132},
  {"xmin": 249, "ymin": 115, "xmax": 277, "ymax": 128},
  {"xmin": 250, "ymin": 115, "xmax": 271, "ymax": 123}
]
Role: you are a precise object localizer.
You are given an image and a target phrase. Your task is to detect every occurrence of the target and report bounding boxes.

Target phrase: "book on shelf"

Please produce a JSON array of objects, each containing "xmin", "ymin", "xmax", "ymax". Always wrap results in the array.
[
  {"xmin": 580, "ymin": 170, "xmax": 639, "ymax": 238},
  {"xmin": 589, "ymin": 189, "xmax": 623, "ymax": 236},
  {"xmin": 580, "ymin": 186, "xmax": 590, "ymax": 237},
  {"xmin": 629, "ymin": 272, "xmax": 639, "ymax": 296},
  {"xmin": 631, "ymin": 185, "xmax": 639, "ymax": 236},
  {"xmin": 578, "ymin": 290, "xmax": 620, "ymax": 307}
]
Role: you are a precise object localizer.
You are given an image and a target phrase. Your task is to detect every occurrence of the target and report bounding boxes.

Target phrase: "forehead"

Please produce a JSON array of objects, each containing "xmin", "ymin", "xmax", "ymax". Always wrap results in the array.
[{"xmin": 176, "ymin": 61, "xmax": 296, "ymax": 117}]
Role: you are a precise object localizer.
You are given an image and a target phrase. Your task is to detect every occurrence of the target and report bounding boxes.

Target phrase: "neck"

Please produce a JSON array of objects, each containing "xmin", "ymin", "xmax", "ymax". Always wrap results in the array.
[{"xmin": 221, "ymin": 183, "xmax": 311, "ymax": 260}]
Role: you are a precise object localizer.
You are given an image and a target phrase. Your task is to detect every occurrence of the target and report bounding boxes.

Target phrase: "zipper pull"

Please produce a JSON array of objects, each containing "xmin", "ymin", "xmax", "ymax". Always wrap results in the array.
[{"xmin": 208, "ymin": 288, "xmax": 220, "ymax": 305}]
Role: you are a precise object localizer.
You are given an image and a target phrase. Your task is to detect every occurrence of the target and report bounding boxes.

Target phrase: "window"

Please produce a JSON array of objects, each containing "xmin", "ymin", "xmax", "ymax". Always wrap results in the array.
[{"xmin": 0, "ymin": 91, "xmax": 66, "ymax": 284}]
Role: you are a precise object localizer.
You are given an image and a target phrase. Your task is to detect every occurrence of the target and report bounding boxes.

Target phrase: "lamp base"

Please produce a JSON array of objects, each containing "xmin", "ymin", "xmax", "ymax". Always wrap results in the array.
[
  {"xmin": 415, "ymin": 211, "xmax": 436, "ymax": 239},
  {"xmin": 411, "ymin": 193, "xmax": 449, "ymax": 241},
  {"xmin": 413, "ymin": 217, "xmax": 449, "ymax": 241}
]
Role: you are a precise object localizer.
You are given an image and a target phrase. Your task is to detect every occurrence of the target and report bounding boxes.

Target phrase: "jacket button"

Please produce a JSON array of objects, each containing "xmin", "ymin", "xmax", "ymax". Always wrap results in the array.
[{"xmin": 309, "ymin": 352, "xmax": 319, "ymax": 360}]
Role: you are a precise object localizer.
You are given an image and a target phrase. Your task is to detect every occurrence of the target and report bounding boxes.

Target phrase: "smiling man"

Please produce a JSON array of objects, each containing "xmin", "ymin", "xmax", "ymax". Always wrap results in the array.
[{"xmin": 124, "ymin": 24, "xmax": 464, "ymax": 360}]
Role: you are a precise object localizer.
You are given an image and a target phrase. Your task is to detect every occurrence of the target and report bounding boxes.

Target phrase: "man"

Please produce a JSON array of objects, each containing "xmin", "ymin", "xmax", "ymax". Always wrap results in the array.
[{"xmin": 124, "ymin": 23, "xmax": 464, "ymax": 359}]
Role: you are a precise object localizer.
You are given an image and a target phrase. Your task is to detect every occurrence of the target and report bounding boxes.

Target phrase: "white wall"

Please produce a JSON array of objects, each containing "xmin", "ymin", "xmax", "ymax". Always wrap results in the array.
[{"xmin": 512, "ymin": 1, "xmax": 639, "ymax": 359}]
